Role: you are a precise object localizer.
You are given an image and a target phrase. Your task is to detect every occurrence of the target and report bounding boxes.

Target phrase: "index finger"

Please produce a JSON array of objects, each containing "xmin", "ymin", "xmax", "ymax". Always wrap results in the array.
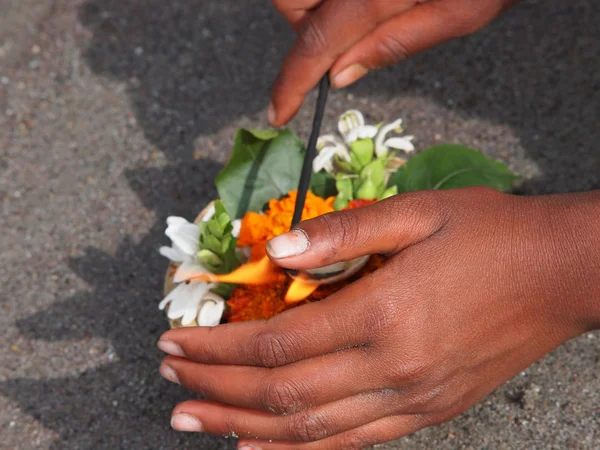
[
  {"xmin": 158, "ymin": 264, "xmax": 391, "ymax": 367},
  {"xmin": 269, "ymin": 0, "xmax": 416, "ymax": 126}
]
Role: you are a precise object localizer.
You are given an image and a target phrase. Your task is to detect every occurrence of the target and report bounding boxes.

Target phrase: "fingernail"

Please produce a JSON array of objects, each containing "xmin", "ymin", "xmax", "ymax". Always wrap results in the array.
[
  {"xmin": 157, "ymin": 339, "xmax": 185, "ymax": 357},
  {"xmin": 239, "ymin": 445, "xmax": 258, "ymax": 450},
  {"xmin": 159, "ymin": 364, "xmax": 180, "ymax": 385},
  {"xmin": 171, "ymin": 413, "xmax": 203, "ymax": 432},
  {"xmin": 266, "ymin": 230, "xmax": 309, "ymax": 259},
  {"xmin": 267, "ymin": 102, "xmax": 276, "ymax": 125},
  {"xmin": 332, "ymin": 64, "xmax": 368, "ymax": 89}
]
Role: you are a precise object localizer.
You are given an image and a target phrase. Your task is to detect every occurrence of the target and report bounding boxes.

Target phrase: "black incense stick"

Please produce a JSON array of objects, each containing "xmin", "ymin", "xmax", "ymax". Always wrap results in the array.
[{"xmin": 290, "ymin": 74, "xmax": 330, "ymax": 229}]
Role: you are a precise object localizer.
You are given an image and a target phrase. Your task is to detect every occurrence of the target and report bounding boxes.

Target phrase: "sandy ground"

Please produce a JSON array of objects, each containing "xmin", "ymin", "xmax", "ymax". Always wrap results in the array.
[{"xmin": 1, "ymin": 0, "xmax": 599, "ymax": 448}]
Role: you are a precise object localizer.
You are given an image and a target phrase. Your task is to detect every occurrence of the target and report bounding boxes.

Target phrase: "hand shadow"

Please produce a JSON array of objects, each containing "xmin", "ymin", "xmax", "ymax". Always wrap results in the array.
[{"xmin": 1, "ymin": 160, "xmax": 239, "ymax": 449}]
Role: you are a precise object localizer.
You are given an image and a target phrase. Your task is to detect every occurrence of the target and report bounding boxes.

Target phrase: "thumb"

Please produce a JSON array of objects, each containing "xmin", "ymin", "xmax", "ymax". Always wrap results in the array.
[{"xmin": 266, "ymin": 192, "xmax": 448, "ymax": 270}]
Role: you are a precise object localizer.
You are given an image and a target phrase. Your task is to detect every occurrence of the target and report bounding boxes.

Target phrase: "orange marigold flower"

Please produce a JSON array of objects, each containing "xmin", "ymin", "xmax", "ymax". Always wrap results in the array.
[{"xmin": 237, "ymin": 190, "xmax": 335, "ymax": 261}]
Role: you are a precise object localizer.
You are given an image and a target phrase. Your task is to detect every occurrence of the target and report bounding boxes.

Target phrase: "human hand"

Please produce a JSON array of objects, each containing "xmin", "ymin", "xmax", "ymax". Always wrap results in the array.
[
  {"xmin": 157, "ymin": 188, "xmax": 600, "ymax": 449},
  {"xmin": 268, "ymin": 0, "xmax": 519, "ymax": 126}
]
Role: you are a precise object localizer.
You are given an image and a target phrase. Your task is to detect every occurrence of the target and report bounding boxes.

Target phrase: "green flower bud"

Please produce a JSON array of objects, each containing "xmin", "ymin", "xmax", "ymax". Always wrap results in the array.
[
  {"xmin": 350, "ymin": 138, "xmax": 374, "ymax": 169},
  {"xmin": 380, "ymin": 185, "xmax": 398, "ymax": 200},
  {"xmin": 333, "ymin": 196, "xmax": 350, "ymax": 210},
  {"xmin": 335, "ymin": 177, "xmax": 354, "ymax": 200},
  {"xmin": 360, "ymin": 158, "xmax": 385, "ymax": 188},
  {"xmin": 356, "ymin": 180, "xmax": 377, "ymax": 200},
  {"xmin": 197, "ymin": 249, "xmax": 223, "ymax": 268}
]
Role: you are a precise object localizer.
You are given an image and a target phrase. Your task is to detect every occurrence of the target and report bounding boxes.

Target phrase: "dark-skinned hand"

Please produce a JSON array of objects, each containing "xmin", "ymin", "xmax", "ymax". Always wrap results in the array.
[
  {"xmin": 267, "ymin": 0, "xmax": 520, "ymax": 126},
  {"xmin": 157, "ymin": 187, "xmax": 600, "ymax": 450}
]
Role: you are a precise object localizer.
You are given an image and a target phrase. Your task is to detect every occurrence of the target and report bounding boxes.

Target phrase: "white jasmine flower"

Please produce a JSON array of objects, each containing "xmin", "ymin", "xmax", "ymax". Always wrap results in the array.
[
  {"xmin": 159, "ymin": 280, "xmax": 225, "ymax": 326},
  {"xmin": 345, "ymin": 125, "xmax": 379, "ymax": 143},
  {"xmin": 375, "ymin": 118, "xmax": 415, "ymax": 157},
  {"xmin": 338, "ymin": 109, "xmax": 365, "ymax": 140},
  {"xmin": 159, "ymin": 213, "xmax": 227, "ymax": 327},
  {"xmin": 338, "ymin": 109, "xmax": 379, "ymax": 144},
  {"xmin": 313, "ymin": 134, "xmax": 350, "ymax": 173},
  {"xmin": 161, "ymin": 216, "xmax": 201, "ymax": 261}
]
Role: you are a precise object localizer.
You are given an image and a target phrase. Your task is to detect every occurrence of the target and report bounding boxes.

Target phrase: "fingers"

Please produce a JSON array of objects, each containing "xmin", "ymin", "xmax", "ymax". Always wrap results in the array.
[
  {"xmin": 269, "ymin": 0, "xmax": 416, "ymax": 126},
  {"xmin": 235, "ymin": 414, "xmax": 427, "ymax": 449},
  {"xmin": 266, "ymin": 192, "xmax": 447, "ymax": 270},
  {"xmin": 270, "ymin": 0, "xmax": 325, "ymax": 28},
  {"xmin": 170, "ymin": 394, "xmax": 422, "ymax": 445},
  {"xmin": 158, "ymin": 269, "xmax": 391, "ymax": 367},
  {"xmin": 330, "ymin": 0, "xmax": 507, "ymax": 86},
  {"xmin": 160, "ymin": 347, "xmax": 378, "ymax": 414}
]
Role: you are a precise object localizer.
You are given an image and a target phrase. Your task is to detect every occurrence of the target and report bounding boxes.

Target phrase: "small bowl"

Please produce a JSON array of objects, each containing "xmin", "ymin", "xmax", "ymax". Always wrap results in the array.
[{"xmin": 284, "ymin": 256, "xmax": 370, "ymax": 285}]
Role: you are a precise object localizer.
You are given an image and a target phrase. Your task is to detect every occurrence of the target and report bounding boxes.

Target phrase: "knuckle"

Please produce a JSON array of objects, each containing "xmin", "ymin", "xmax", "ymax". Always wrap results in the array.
[
  {"xmin": 387, "ymin": 354, "xmax": 434, "ymax": 385},
  {"xmin": 288, "ymin": 412, "xmax": 329, "ymax": 442},
  {"xmin": 295, "ymin": 17, "xmax": 328, "ymax": 58},
  {"xmin": 261, "ymin": 377, "xmax": 306, "ymax": 415},
  {"xmin": 320, "ymin": 211, "xmax": 358, "ymax": 264},
  {"xmin": 376, "ymin": 33, "xmax": 410, "ymax": 67},
  {"xmin": 252, "ymin": 330, "xmax": 296, "ymax": 368}
]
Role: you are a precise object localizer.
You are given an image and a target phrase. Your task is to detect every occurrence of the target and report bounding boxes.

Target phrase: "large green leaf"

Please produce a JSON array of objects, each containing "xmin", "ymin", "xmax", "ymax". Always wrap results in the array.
[
  {"xmin": 310, "ymin": 171, "xmax": 337, "ymax": 198},
  {"xmin": 389, "ymin": 144, "xmax": 518, "ymax": 193},
  {"xmin": 216, "ymin": 129, "xmax": 305, "ymax": 218}
]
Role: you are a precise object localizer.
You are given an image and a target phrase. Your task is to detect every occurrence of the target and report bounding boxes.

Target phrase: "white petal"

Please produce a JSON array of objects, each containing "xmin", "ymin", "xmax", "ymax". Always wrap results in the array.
[
  {"xmin": 159, "ymin": 243, "xmax": 190, "ymax": 262},
  {"xmin": 231, "ymin": 219, "xmax": 242, "ymax": 238},
  {"xmin": 312, "ymin": 145, "xmax": 337, "ymax": 173},
  {"xmin": 201, "ymin": 203, "xmax": 216, "ymax": 222},
  {"xmin": 161, "ymin": 282, "xmax": 214, "ymax": 325},
  {"xmin": 197, "ymin": 293, "xmax": 226, "ymax": 327},
  {"xmin": 338, "ymin": 110, "xmax": 365, "ymax": 140},
  {"xmin": 166, "ymin": 216, "xmax": 189, "ymax": 227},
  {"xmin": 159, "ymin": 282, "xmax": 187, "ymax": 310},
  {"xmin": 375, "ymin": 118, "xmax": 404, "ymax": 157},
  {"xmin": 317, "ymin": 134, "xmax": 338, "ymax": 150},
  {"xmin": 383, "ymin": 136, "xmax": 415, "ymax": 152},
  {"xmin": 165, "ymin": 221, "xmax": 200, "ymax": 256},
  {"xmin": 174, "ymin": 260, "xmax": 213, "ymax": 283},
  {"xmin": 346, "ymin": 125, "xmax": 378, "ymax": 143},
  {"xmin": 318, "ymin": 135, "xmax": 350, "ymax": 162}
]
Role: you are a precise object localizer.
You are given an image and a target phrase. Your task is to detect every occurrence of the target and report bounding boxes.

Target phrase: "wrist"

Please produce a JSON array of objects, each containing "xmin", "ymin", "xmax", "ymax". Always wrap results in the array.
[{"xmin": 528, "ymin": 191, "xmax": 600, "ymax": 334}]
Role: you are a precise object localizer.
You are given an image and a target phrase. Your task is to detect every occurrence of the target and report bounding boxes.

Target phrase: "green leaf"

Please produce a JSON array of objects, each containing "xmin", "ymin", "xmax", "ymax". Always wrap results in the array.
[
  {"xmin": 216, "ymin": 129, "xmax": 305, "ymax": 219},
  {"xmin": 350, "ymin": 139, "xmax": 374, "ymax": 168},
  {"xmin": 389, "ymin": 144, "xmax": 518, "ymax": 193},
  {"xmin": 310, "ymin": 171, "xmax": 337, "ymax": 198},
  {"xmin": 245, "ymin": 129, "xmax": 280, "ymax": 140}
]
